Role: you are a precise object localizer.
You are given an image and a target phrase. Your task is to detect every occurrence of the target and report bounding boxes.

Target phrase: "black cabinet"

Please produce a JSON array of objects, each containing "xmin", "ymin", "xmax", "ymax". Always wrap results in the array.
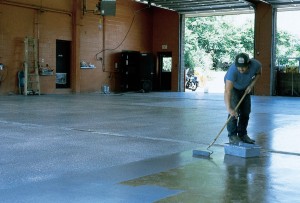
[
  {"xmin": 120, "ymin": 51, "xmax": 154, "ymax": 92},
  {"xmin": 120, "ymin": 51, "xmax": 140, "ymax": 91}
]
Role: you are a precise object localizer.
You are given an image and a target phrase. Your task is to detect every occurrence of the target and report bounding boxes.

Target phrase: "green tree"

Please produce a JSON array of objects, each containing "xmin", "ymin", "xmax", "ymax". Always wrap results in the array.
[
  {"xmin": 276, "ymin": 31, "xmax": 300, "ymax": 66},
  {"xmin": 184, "ymin": 15, "xmax": 255, "ymax": 72}
]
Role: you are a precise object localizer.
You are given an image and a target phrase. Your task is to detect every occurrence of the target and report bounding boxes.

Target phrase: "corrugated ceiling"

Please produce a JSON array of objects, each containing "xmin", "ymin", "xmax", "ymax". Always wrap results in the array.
[{"xmin": 135, "ymin": 0, "xmax": 300, "ymax": 15}]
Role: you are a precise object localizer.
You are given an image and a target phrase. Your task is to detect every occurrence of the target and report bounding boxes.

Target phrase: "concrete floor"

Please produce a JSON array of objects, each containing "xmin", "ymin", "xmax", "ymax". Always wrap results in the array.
[{"xmin": 1, "ymin": 92, "xmax": 300, "ymax": 203}]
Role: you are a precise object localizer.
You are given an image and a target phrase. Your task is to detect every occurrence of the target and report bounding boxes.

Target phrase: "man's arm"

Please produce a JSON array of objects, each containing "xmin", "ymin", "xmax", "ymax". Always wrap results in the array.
[
  {"xmin": 224, "ymin": 80, "xmax": 237, "ymax": 118},
  {"xmin": 245, "ymin": 67, "xmax": 262, "ymax": 94}
]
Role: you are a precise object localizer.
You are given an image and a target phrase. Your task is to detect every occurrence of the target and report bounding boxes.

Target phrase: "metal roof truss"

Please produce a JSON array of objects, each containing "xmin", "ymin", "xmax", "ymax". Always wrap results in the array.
[{"xmin": 135, "ymin": 0, "xmax": 300, "ymax": 15}]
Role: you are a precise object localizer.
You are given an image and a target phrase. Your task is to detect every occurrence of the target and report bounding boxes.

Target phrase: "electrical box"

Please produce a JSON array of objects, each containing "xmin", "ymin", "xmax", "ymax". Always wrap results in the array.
[{"xmin": 100, "ymin": 0, "xmax": 116, "ymax": 16}]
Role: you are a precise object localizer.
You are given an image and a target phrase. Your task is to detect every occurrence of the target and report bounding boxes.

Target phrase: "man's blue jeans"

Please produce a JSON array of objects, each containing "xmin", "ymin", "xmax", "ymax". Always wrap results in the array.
[{"xmin": 227, "ymin": 88, "xmax": 251, "ymax": 137}]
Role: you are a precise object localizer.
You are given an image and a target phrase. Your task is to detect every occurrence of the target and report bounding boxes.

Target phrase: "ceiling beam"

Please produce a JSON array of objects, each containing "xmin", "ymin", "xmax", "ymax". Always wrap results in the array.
[{"xmin": 135, "ymin": 0, "xmax": 300, "ymax": 14}]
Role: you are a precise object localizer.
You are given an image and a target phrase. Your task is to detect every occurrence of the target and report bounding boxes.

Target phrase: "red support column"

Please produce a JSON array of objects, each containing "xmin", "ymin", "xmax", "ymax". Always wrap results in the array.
[{"xmin": 254, "ymin": 3, "xmax": 273, "ymax": 96}]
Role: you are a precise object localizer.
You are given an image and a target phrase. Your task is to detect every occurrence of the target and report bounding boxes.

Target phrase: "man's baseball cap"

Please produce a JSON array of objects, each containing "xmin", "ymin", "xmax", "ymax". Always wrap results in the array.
[{"xmin": 235, "ymin": 53, "xmax": 250, "ymax": 67}]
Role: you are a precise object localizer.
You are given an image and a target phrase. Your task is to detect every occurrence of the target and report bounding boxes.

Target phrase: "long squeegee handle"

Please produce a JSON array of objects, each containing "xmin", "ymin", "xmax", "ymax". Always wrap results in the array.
[{"xmin": 207, "ymin": 89, "xmax": 248, "ymax": 150}]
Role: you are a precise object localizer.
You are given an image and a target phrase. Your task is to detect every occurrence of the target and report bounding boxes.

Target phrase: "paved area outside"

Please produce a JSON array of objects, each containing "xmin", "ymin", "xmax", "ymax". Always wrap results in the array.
[
  {"xmin": 1, "ymin": 91, "xmax": 300, "ymax": 202},
  {"xmin": 186, "ymin": 71, "xmax": 226, "ymax": 94}
]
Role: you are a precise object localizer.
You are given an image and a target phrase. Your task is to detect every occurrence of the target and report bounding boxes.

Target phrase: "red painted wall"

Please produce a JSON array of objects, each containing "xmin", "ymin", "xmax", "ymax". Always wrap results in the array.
[{"xmin": 152, "ymin": 7, "xmax": 179, "ymax": 91}]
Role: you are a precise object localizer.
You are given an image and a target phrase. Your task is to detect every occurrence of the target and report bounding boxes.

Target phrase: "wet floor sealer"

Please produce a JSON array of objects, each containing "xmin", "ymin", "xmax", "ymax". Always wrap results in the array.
[{"xmin": 224, "ymin": 142, "xmax": 261, "ymax": 158}]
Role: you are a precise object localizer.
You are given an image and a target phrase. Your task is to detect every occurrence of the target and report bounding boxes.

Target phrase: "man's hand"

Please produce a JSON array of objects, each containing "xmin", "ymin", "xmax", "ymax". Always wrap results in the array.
[
  {"xmin": 224, "ymin": 80, "xmax": 237, "ymax": 118},
  {"xmin": 228, "ymin": 108, "xmax": 238, "ymax": 118}
]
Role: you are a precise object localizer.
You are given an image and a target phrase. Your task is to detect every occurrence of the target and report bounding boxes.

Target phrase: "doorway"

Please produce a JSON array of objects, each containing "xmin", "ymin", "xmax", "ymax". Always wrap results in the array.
[
  {"xmin": 184, "ymin": 14, "xmax": 254, "ymax": 93},
  {"xmin": 56, "ymin": 40, "xmax": 71, "ymax": 88},
  {"xmin": 158, "ymin": 52, "xmax": 172, "ymax": 91},
  {"xmin": 275, "ymin": 10, "xmax": 300, "ymax": 96}
]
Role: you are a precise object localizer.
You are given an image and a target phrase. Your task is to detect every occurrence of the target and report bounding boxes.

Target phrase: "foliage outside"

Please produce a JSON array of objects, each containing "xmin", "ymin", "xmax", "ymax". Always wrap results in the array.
[{"xmin": 184, "ymin": 14, "xmax": 300, "ymax": 77}]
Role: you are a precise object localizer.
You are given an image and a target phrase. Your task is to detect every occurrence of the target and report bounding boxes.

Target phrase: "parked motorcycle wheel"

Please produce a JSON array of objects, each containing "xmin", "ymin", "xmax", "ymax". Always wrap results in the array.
[{"xmin": 191, "ymin": 85, "xmax": 197, "ymax": 91}]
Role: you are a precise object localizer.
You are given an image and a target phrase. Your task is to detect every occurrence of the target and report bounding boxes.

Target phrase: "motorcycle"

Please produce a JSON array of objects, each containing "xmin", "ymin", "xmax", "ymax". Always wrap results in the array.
[{"xmin": 185, "ymin": 72, "xmax": 199, "ymax": 91}]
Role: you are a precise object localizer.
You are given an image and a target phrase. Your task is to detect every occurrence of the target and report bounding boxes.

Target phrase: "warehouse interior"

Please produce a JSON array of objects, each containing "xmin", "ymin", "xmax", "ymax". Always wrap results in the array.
[
  {"xmin": 1, "ymin": 0, "xmax": 300, "ymax": 202},
  {"xmin": 0, "ymin": 0, "xmax": 299, "ymax": 95}
]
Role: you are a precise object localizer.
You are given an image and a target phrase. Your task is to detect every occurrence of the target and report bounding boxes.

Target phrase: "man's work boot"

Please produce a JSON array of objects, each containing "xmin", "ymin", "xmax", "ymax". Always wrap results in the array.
[
  {"xmin": 229, "ymin": 135, "xmax": 241, "ymax": 145},
  {"xmin": 239, "ymin": 134, "xmax": 255, "ymax": 144}
]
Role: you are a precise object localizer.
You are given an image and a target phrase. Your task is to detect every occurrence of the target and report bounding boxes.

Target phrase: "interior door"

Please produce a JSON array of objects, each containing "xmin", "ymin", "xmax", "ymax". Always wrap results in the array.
[
  {"xmin": 56, "ymin": 40, "xmax": 71, "ymax": 88},
  {"xmin": 158, "ymin": 52, "xmax": 172, "ymax": 91}
]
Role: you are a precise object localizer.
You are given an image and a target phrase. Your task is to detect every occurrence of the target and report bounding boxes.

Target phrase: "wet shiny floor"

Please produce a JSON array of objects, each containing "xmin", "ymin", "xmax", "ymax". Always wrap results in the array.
[{"xmin": 0, "ymin": 92, "xmax": 300, "ymax": 202}]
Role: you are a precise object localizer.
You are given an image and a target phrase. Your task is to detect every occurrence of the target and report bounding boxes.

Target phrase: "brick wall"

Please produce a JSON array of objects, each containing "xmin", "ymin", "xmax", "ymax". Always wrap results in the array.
[
  {"xmin": 0, "ymin": 0, "xmax": 180, "ymax": 94},
  {"xmin": 0, "ymin": 0, "xmax": 73, "ymax": 94}
]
